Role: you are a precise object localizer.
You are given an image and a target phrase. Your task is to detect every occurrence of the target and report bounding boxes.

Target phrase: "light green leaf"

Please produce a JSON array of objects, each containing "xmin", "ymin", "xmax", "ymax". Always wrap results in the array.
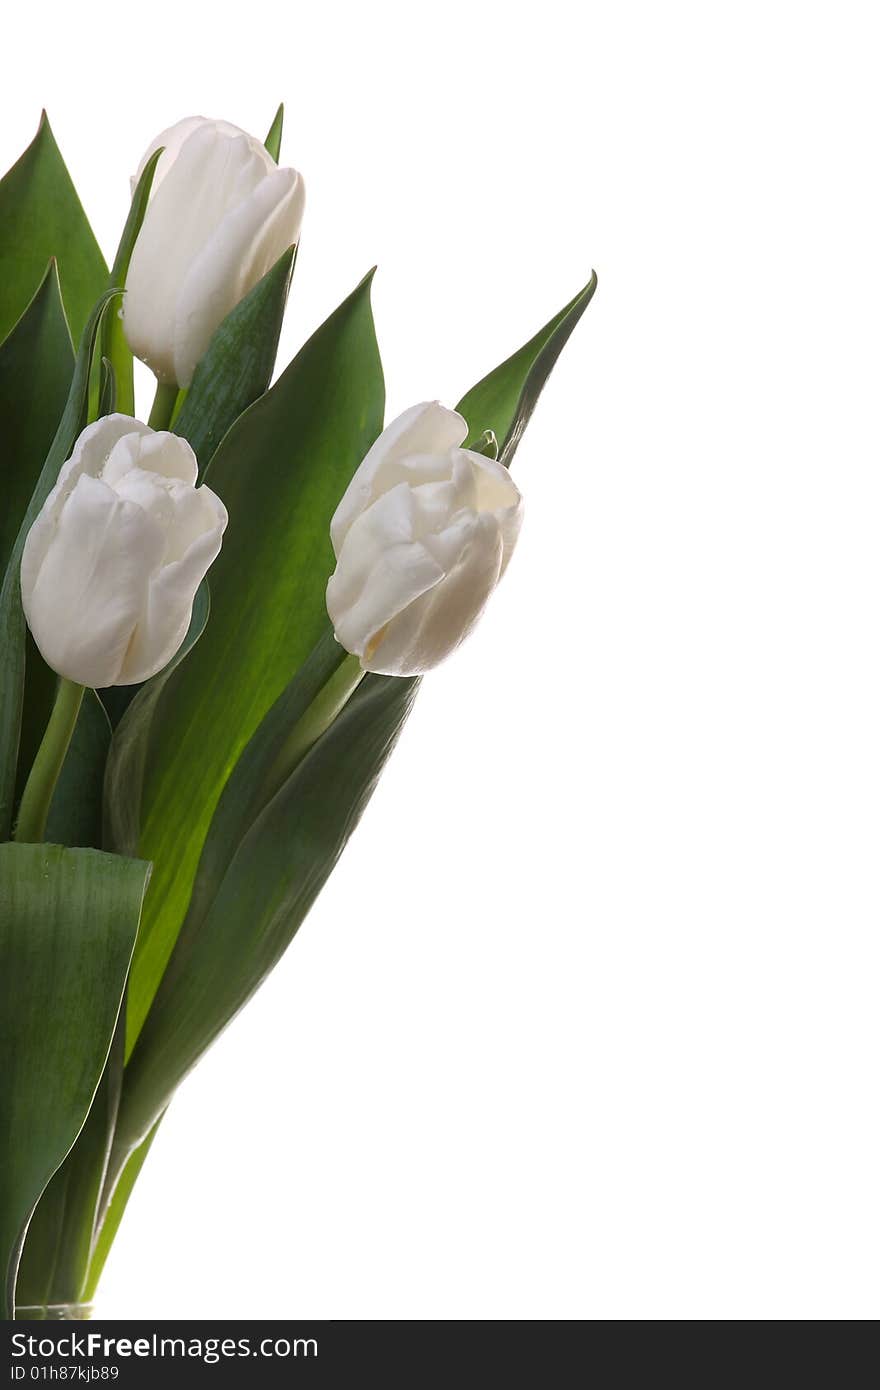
[
  {"xmin": 264, "ymin": 104, "xmax": 284, "ymax": 162},
  {"xmin": 0, "ymin": 113, "xmax": 108, "ymax": 347},
  {"xmin": 114, "ymin": 272, "xmax": 384, "ymax": 1053},
  {"xmin": 0, "ymin": 292, "xmax": 116, "ymax": 841},
  {"xmin": 0, "ymin": 261, "xmax": 74, "ymax": 579},
  {"xmin": 457, "ymin": 271, "xmax": 597, "ymax": 466},
  {"xmin": 173, "ymin": 246, "xmax": 296, "ymax": 474},
  {"xmin": 0, "ymin": 843, "xmax": 149, "ymax": 1319}
]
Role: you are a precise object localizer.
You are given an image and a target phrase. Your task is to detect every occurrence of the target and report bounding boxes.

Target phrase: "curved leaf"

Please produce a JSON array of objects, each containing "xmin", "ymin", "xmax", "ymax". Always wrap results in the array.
[
  {"xmin": 0, "ymin": 262, "xmax": 74, "ymax": 578},
  {"xmin": 0, "ymin": 843, "xmax": 149, "ymax": 1318},
  {"xmin": 120, "ymin": 272, "xmax": 384, "ymax": 1051},
  {"xmin": 0, "ymin": 112, "xmax": 107, "ymax": 346},
  {"xmin": 113, "ymin": 673, "xmax": 417, "ymax": 1166},
  {"xmin": 457, "ymin": 271, "xmax": 597, "ymax": 466}
]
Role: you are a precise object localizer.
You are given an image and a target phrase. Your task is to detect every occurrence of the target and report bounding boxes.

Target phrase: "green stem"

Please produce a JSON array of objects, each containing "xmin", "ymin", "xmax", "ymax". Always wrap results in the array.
[
  {"xmin": 147, "ymin": 380, "xmax": 179, "ymax": 430},
  {"xmin": 265, "ymin": 653, "xmax": 364, "ymax": 810},
  {"xmin": 14, "ymin": 679, "xmax": 85, "ymax": 844}
]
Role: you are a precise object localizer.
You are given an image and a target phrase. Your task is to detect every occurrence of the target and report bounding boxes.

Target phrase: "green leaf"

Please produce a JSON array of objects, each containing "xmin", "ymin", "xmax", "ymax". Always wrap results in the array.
[
  {"xmin": 0, "ymin": 291, "xmax": 116, "ymax": 841},
  {"xmin": 169, "ymin": 628, "xmax": 351, "ymax": 942},
  {"xmin": 101, "ymin": 149, "xmax": 163, "ymax": 417},
  {"xmin": 173, "ymin": 246, "xmax": 296, "ymax": 474},
  {"xmin": 0, "ymin": 843, "xmax": 149, "ymax": 1318},
  {"xmin": 103, "ymin": 583, "xmax": 210, "ymax": 831},
  {"xmin": 457, "ymin": 271, "xmax": 597, "ymax": 466},
  {"xmin": 0, "ymin": 261, "xmax": 74, "ymax": 579},
  {"xmin": 112, "ymin": 672, "xmax": 416, "ymax": 1170},
  {"xmin": 83, "ymin": 1119, "xmax": 160, "ymax": 1302},
  {"xmin": 115, "ymin": 272, "xmax": 384, "ymax": 1053},
  {"xmin": 44, "ymin": 690, "xmax": 112, "ymax": 849},
  {"xmin": 16, "ymin": 1012, "xmax": 124, "ymax": 1310},
  {"xmin": 0, "ymin": 112, "xmax": 108, "ymax": 347},
  {"xmin": 264, "ymin": 104, "xmax": 284, "ymax": 162}
]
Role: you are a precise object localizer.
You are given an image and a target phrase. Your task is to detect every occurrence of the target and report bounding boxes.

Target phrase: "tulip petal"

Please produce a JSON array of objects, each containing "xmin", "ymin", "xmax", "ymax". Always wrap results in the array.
[
  {"xmin": 330, "ymin": 402, "xmax": 468, "ymax": 552},
  {"xmin": 365, "ymin": 513, "xmax": 505, "ymax": 675},
  {"xmin": 22, "ymin": 474, "xmax": 166, "ymax": 688},
  {"xmin": 122, "ymin": 499, "xmax": 226, "ymax": 685},
  {"xmin": 125, "ymin": 123, "xmax": 286, "ymax": 385},
  {"xmin": 172, "ymin": 164, "xmax": 303, "ymax": 388}
]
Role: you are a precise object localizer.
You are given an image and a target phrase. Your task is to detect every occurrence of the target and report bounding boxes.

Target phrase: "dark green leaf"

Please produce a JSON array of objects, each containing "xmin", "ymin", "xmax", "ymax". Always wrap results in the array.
[
  {"xmin": 173, "ymin": 246, "xmax": 296, "ymax": 474},
  {"xmin": 0, "ymin": 843, "xmax": 149, "ymax": 1318},
  {"xmin": 0, "ymin": 113, "xmax": 108, "ymax": 347},
  {"xmin": 0, "ymin": 261, "xmax": 74, "ymax": 579},
  {"xmin": 112, "ymin": 672, "xmax": 416, "ymax": 1170},
  {"xmin": 16, "ymin": 1010, "xmax": 124, "ymax": 1310},
  {"xmin": 103, "ymin": 583, "xmax": 210, "ymax": 836},
  {"xmin": 264, "ymin": 104, "xmax": 284, "ymax": 162},
  {"xmin": 0, "ymin": 292, "xmax": 116, "ymax": 840},
  {"xmin": 115, "ymin": 272, "xmax": 384, "ymax": 1052},
  {"xmin": 44, "ymin": 690, "xmax": 112, "ymax": 849},
  {"xmin": 457, "ymin": 271, "xmax": 597, "ymax": 466}
]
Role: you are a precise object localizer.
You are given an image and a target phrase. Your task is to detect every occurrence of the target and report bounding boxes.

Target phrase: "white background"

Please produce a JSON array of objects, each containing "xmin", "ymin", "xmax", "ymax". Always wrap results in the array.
[{"xmin": 4, "ymin": 0, "xmax": 879, "ymax": 1320}]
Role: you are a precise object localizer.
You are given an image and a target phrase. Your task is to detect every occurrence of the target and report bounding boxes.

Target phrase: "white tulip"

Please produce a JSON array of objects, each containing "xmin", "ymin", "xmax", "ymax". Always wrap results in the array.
[
  {"xmin": 326, "ymin": 402, "xmax": 523, "ymax": 676},
  {"xmin": 20, "ymin": 415, "xmax": 227, "ymax": 688},
  {"xmin": 124, "ymin": 116, "xmax": 305, "ymax": 389}
]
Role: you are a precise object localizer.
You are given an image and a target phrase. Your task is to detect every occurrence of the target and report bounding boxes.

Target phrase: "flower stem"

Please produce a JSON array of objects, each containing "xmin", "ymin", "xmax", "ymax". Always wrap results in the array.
[
  {"xmin": 147, "ymin": 380, "xmax": 179, "ymax": 431},
  {"xmin": 14, "ymin": 679, "xmax": 85, "ymax": 844},
  {"xmin": 257, "ymin": 653, "xmax": 365, "ymax": 813}
]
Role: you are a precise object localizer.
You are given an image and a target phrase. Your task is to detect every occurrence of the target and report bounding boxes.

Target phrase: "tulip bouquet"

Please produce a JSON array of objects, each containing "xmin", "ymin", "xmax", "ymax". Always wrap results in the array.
[{"xmin": 0, "ymin": 108, "xmax": 595, "ymax": 1321}]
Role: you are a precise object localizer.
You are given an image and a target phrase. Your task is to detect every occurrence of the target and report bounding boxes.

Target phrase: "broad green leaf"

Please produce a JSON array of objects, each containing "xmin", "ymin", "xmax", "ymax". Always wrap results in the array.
[
  {"xmin": 0, "ymin": 843, "xmax": 149, "ymax": 1318},
  {"xmin": 102, "ymin": 583, "xmax": 210, "ymax": 822},
  {"xmin": 171, "ymin": 627, "xmax": 351, "ymax": 941},
  {"xmin": 173, "ymin": 246, "xmax": 296, "ymax": 473},
  {"xmin": 101, "ymin": 149, "xmax": 163, "ymax": 417},
  {"xmin": 264, "ymin": 104, "xmax": 284, "ymax": 162},
  {"xmin": 16, "ymin": 1012, "xmax": 124, "ymax": 1310},
  {"xmin": 43, "ymin": 690, "xmax": 111, "ymax": 849},
  {"xmin": 83, "ymin": 1120, "xmax": 161, "ymax": 1302},
  {"xmin": 0, "ymin": 113, "xmax": 108, "ymax": 347},
  {"xmin": 0, "ymin": 292, "xmax": 116, "ymax": 840},
  {"xmin": 0, "ymin": 262, "xmax": 74, "ymax": 578},
  {"xmin": 457, "ymin": 271, "xmax": 597, "ymax": 466},
  {"xmin": 112, "ymin": 672, "xmax": 417, "ymax": 1168},
  {"xmin": 116, "ymin": 272, "xmax": 384, "ymax": 1052}
]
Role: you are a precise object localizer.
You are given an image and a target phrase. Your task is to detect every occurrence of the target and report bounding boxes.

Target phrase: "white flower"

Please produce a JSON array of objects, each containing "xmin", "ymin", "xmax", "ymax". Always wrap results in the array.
[
  {"xmin": 326, "ymin": 402, "xmax": 523, "ymax": 675},
  {"xmin": 21, "ymin": 415, "xmax": 227, "ymax": 687},
  {"xmin": 124, "ymin": 116, "xmax": 304, "ymax": 388}
]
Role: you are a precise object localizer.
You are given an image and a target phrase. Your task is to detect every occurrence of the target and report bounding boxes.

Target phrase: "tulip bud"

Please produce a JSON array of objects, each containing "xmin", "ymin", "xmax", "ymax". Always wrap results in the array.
[
  {"xmin": 326, "ymin": 402, "xmax": 523, "ymax": 676},
  {"xmin": 124, "ymin": 116, "xmax": 305, "ymax": 388},
  {"xmin": 20, "ymin": 415, "xmax": 227, "ymax": 688}
]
